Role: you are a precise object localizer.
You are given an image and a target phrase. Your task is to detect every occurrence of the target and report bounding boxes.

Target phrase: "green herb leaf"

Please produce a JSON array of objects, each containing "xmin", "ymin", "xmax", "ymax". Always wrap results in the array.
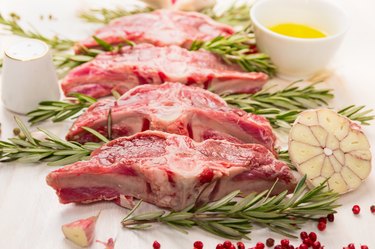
[
  {"xmin": 0, "ymin": 13, "xmax": 74, "ymax": 51},
  {"xmin": 121, "ymin": 177, "xmax": 340, "ymax": 239},
  {"xmin": 190, "ymin": 32, "xmax": 276, "ymax": 76},
  {"xmin": 79, "ymin": 6, "xmax": 154, "ymax": 24},
  {"xmin": 27, "ymin": 93, "xmax": 98, "ymax": 125},
  {"xmin": 93, "ymin": 36, "xmax": 114, "ymax": 51},
  {"xmin": 201, "ymin": 3, "xmax": 251, "ymax": 28},
  {"xmin": 0, "ymin": 118, "xmax": 101, "ymax": 165},
  {"xmin": 222, "ymin": 82, "xmax": 374, "ymax": 128},
  {"xmin": 82, "ymin": 127, "xmax": 109, "ymax": 143}
]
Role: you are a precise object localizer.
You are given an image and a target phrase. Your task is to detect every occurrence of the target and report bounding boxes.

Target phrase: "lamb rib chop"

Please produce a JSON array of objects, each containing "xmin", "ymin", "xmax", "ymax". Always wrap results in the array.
[
  {"xmin": 66, "ymin": 83, "xmax": 277, "ymax": 155},
  {"xmin": 62, "ymin": 44, "xmax": 268, "ymax": 98},
  {"xmin": 75, "ymin": 9, "xmax": 234, "ymax": 52},
  {"xmin": 47, "ymin": 131, "xmax": 297, "ymax": 210}
]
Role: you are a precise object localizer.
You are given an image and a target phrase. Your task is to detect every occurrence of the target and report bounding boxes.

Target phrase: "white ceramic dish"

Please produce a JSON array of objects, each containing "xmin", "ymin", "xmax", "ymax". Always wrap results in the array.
[
  {"xmin": 1, "ymin": 39, "xmax": 60, "ymax": 114},
  {"xmin": 251, "ymin": 0, "xmax": 349, "ymax": 78}
]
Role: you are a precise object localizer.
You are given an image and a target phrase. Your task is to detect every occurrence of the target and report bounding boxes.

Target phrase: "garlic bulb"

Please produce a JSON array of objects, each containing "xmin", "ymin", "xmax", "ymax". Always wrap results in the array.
[{"xmin": 288, "ymin": 108, "xmax": 372, "ymax": 194}]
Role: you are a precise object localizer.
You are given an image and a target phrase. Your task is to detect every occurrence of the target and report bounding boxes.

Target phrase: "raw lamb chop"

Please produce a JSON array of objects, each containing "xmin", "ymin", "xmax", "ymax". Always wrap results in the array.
[
  {"xmin": 66, "ymin": 83, "xmax": 277, "ymax": 154},
  {"xmin": 62, "ymin": 44, "xmax": 268, "ymax": 98},
  {"xmin": 75, "ymin": 9, "xmax": 233, "ymax": 51},
  {"xmin": 47, "ymin": 131, "xmax": 297, "ymax": 210}
]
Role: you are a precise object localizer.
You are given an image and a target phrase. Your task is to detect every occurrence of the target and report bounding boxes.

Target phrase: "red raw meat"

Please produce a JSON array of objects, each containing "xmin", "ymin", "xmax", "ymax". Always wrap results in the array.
[
  {"xmin": 47, "ymin": 131, "xmax": 296, "ymax": 210},
  {"xmin": 66, "ymin": 83, "xmax": 277, "ymax": 154},
  {"xmin": 61, "ymin": 44, "xmax": 268, "ymax": 98},
  {"xmin": 75, "ymin": 9, "xmax": 234, "ymax": 51}
]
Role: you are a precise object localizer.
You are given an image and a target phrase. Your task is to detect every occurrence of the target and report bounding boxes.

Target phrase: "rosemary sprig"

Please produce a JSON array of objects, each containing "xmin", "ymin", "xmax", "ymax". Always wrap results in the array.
[
  {"xmin": 338, "ymin": 105, "xmax": 375, "ymax": 125},
  {"xmin": 27, "ymin": 93, "xmax": 97, "ymax": 125},
  {"xmin": 224, "ymin": 83, "xmax": 374, "ymax": 128},
  {"xmin": 0, "ymin": 13, "xmax": 74, "ymax": 51},
  {"xmin": 79, "ymin": 6, "xmax": 153, "ymax": 24},
  {"xmin": 0, "ymin": 117, "xmax": 101, "ymax": 166},
  {"xmin": 122, "ymin": 176, "xmax": 340, "ymax": 239},
  {"xmin": 26, "ymin": 82, "xmax": 374, "ymax": 128},
  {"xmin": 190, "ymin": 32, "xmax": 276, "ymax": 76},
  {"xmin": 53, "ymin": 37, "xmax": 134, "ymax": 76},
  {"xmin": 201, "ymin": 3, "xmax": 251, "ymax": 28},
  {"xmin": 78, "ymin": 3, "xmax": 250, "ymax": 27},
  {"xmin": 223, "ymin": 82, "xmax": 333, "ymax": 128}
]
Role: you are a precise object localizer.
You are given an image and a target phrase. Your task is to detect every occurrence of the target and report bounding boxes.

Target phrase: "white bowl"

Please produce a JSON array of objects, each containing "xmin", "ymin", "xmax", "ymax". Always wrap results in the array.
[
  {"xmin": 251, "ymin": 0, "xmax": 349, "ymax": 78},
  {"xmin": 1, "ymin": 39, "xmax": 60, "ymax": 114}
]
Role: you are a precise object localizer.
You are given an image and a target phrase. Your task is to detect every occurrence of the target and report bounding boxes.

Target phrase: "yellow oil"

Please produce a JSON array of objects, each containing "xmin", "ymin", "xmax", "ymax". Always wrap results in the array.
[{"xmin": 269, "ymin": 23, "xmax": 326, "ymax": 39}]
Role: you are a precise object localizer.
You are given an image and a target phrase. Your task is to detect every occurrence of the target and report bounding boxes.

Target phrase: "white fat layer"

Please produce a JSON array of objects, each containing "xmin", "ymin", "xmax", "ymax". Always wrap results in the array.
[
  {"xmin": 190, "ymin": 113, "xmax": 258, "ymax": 143},
  {"xmin": 210, "ymin": 78, "xmax": 264, "ymax": 95}
]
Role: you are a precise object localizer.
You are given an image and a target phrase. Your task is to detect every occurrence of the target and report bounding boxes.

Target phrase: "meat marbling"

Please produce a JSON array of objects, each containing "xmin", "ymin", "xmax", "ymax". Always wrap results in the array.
[
  {"xmin": 62, "ymin": 44, "xmax": 268, "ymax": 98},
  {"xmin": 75, "ymin": 9, "xmax": 234, "ymax": 51},
  {"xmin": 66, "ymin": 83, "xmax": 277, "ymax": 154},
  {"xmin": 47, "ymin": 131, "xmax": 297, "ymax": 210}
]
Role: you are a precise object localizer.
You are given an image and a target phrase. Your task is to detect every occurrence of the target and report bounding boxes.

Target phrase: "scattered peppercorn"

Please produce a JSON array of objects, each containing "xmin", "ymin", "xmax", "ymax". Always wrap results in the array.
[
  {"xmin": 299, "ymin": 244, "xmax": 308, "ymax": 249},
  {"xmin": 223, "ymin": 240, "xmax": 232, "ymax": 249},
  {"xmin": 361, "ymin": 245, "xmax": 369, "ymax": 249},
  {"xmin": 327, "ymin": 213, "xmax": 335, "ymax": 222},
  {"xmin": 300, "ymin": 231, "xmax": 308, "ymax": 240},
  {"xmin": 153, "ymin": 240, "xmax": 161, "ymax": 249},
  {"xmin": 303, "ymin": 238, "xmax": 312, "ymax": 246},
  {"xmin": 312, "ymin": 241, "xmax": 321, "ymax": 249},
  {"xmin": 309, "ymin": 232, "xmax": 317, "ymax": 242},
  {"xmin": 348, "ymin": 243, "xmax": 355, "ymax": 249},
  {"xmin": 235, "ymin": 241, "xmax": 244, "ymax": 249},
  {"xmin": 18, "ymin": 132, "xmax": 26, "ymax": 140},
  {"xmin": 255, "ymin": 242, "xmax": 265, "ymax": 249},
  {"xmin": 216, "ymin": 244, "xmax": 224, "ymax": 249},
  {"xmin": 266, "ymin": 238, "xmax": 275, "ymax": 247},
  {"xmin": 13, "ymin": 127, "xmax": 20, "ymax": 136},
  {"xmin": 318, "ymin": 217, "xmax": 327, "ymax": 224},
  {"xmin": 370, "ymin": 205, "xmax": 375, "ymax": 214},
  {"xmin": 194, "ymin": 241, "xmax": 203, "ymax": 249},
  {"xmin": 317, "ymin": 221, "xmax": 326, "ymax": 231},
  {"xmin": 281, "ymin": 239, "xmax": 290, "ymax": 247},
  {"xmin": 352, "ymin": 205, "xmax": 361, "ymax": 215}
]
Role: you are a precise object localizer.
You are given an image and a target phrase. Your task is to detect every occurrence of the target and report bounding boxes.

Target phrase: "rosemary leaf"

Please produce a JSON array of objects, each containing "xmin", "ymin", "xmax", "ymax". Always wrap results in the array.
[
  {"xmin": 82, "ymin": 127, "xmax": 109, "ymax": 143},
  {"xmin": 201, "ymin": 3, "xmax": 251, "ymax": 28},
  {"xmin": 338, "ymin": 105, "xmax": 375, "ymax": 125},
  {"xmin": 121, "ymin": 176, "xmax": 340, "ymax": 239},
  {"xmin": 93, "ymin": 36, "xmax": 114, "ymax": 51},
  {"xmin": 223, "ymin": 82, "xmax": 374, "ymax": 128},
  {"xmin": 0, "ymin": 118, "xmax": 102, "ymax": 165},
  {"xmin": 27, "ymin": 93, "xmax": 97, "ymax": 125},
  {"xmin": 26, "ymin": 79, "xmax": 374, "ymax": 132},
  {"xmin": 0, "ymin": 13, "xmax": 74, "ymax": 51},
  {"xmin": 191, "ymin": 32, "xmax": 276, "ymax": 76},
  {"xmin": 79, "ymin": 6, "xmax": 154, "ymax": 24}
]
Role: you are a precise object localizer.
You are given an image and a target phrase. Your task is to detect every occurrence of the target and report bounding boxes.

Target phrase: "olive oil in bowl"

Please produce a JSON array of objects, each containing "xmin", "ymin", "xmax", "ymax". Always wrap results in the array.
[{"xmin": 269, "ymin": 23, "xmax": 326, "ymax": 38}]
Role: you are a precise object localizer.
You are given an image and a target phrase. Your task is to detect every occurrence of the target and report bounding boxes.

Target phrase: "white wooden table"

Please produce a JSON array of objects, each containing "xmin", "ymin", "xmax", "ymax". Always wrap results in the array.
[{"xmin": 0, "ymin": 0, "xmax": 374, "ymax": 248}]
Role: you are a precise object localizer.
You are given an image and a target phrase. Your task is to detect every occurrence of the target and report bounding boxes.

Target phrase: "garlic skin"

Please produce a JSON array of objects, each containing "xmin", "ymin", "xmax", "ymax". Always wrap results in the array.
[
  {"xmin": 139, "ymin": 0, "xmax": 216, "ymax": 11},
  {"xmin": 62, "ymin": 215, "xmax": 99, "ymax": 247},
  {"xmin": 288, "ymin": 109, "xmax": 372, "ymax": 194}
]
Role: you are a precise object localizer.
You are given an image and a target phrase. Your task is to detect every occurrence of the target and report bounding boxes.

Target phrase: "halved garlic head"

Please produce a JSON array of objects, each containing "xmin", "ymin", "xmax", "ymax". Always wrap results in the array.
[{"xmin": 288, "ymin": 109, "xmax": 372, "ymax": 194}]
